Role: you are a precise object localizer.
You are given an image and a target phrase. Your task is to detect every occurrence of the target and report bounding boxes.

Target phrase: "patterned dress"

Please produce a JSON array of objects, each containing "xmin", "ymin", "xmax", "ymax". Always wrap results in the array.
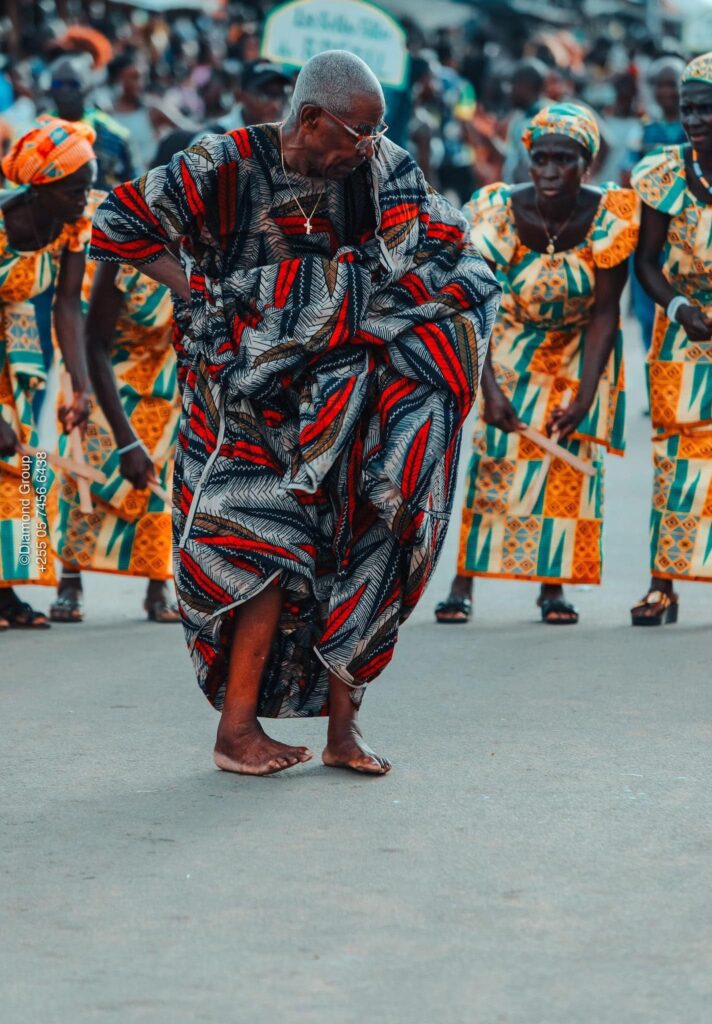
[
  {"xmin": 50, "ymin": 259, "xmax": 178, "ymax": 579},
  {"xmin": 91, "ymin": 126, "xmax": 500, "ymax": 716},
  {"xmin": 632, "ymin": 146, "xmax": 712, "ymax": 581},
  {"xmin": 0, "ymin": 198, "xmax": 91, "ymax": 587},
  {"xmin": 457, "ymin": 182, "xmax": 639, "ymax": 585}
]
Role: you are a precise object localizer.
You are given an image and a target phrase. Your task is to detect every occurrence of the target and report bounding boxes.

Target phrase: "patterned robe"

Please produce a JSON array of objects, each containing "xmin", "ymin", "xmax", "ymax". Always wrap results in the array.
[
  {"xmin": 632, "ymin": 146, "xmax": 712, "ymax": 581},
  {"xmin": 50, "ymin": 258, "xmax": 178, "ymax": 579},
  {"xmin": 0, "ymin": 196, "xmax": 92, "ymax": 587},
  {"xmin": 457, "ymin": 183, "xmax": 639, "ymax": 585},
  {"xmin": 91, "ymin": 126, "xmax": 500, "ymax": 716}
]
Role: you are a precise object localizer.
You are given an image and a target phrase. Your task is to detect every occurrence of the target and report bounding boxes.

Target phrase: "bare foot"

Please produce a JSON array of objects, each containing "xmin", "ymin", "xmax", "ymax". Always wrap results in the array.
[
  {"xmin": 322, "ymin": 722, "xmax": 391, "ymax": 775},
  {"xmin": 214, "ymin": 720, "xmax": 313, "ymax": 776}
]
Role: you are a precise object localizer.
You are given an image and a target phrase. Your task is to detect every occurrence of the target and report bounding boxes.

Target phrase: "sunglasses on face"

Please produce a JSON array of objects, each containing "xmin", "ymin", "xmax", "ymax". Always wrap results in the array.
[{"xmin": 320, "ymin": 107, "xmax": 388, "ymax": 154}]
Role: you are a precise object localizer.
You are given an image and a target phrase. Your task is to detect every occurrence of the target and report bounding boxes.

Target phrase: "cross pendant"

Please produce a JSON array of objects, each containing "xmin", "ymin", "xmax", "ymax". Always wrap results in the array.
[{"xmin": 305, "ymin": 219, "xmax": 312, "ymax": 235}]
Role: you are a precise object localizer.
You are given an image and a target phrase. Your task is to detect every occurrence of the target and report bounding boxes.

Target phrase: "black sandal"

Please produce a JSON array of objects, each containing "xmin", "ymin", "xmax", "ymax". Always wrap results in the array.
[
  {"xmin": 1, "ymin": 599, "xmax": 51, "ymax": 629},
  {"xmin": 539, "ymin": 598, "xmax": 579, "ymax": 625},
  {"xmin": 50, "ymin": 589, "xmax": 84, "ymax": 623},
  {"xmin": 435, "ymin": 595, "xmax": 472, "ymax": 624}
]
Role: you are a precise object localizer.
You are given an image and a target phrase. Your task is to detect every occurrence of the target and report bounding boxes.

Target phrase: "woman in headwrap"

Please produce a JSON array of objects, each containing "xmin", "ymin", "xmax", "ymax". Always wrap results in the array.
[
  {"xmin": 630, "ymin": 54, "xmax": 712, "ymax": 624},
  {"xmin": 0, "ymin": 116, "xmax": 95, "ymax": 628},
  {"xmin": 436, "ymin": 102, "xmax": 639, "ymax": 624}
]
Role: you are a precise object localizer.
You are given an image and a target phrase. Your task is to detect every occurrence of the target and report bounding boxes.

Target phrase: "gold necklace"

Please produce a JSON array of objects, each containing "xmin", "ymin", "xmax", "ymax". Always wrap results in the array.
[
  {"xmin": 279, "ymin": 123, "xmax": 324, "ymax": 235},
  {"xmin": 534, "ymin": 195, "xmax": 576, "ymax": 262}
]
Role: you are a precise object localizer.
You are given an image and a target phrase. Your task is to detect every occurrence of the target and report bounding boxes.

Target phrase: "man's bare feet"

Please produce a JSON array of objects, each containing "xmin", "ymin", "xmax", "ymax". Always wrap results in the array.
[
  {"xmin": 322, "ymin": 721, "xmax": 391, "ymax": 775},
  {"xmin": 214, "ymin": 720, "xmax": 313, "ymax": 776}
]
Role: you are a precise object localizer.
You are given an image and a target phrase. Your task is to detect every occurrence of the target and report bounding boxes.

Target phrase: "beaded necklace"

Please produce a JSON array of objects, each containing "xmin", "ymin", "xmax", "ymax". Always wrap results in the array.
[{"xmin": 691, "ymin": 148, "xmax": 712, "ymax": 201}]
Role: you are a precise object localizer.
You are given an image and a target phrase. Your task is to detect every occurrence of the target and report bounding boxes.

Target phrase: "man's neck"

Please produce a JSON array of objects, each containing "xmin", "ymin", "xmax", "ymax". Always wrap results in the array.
[{"xmin": 280, "ymin": 122, "xmax": 315, "ymax": 178}]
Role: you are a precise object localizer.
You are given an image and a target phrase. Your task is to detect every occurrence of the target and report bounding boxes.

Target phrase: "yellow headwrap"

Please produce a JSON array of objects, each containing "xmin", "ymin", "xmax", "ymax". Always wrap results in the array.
[
  {"xmin": 1, "ymin": 116, "xmax": 96, "ymax": 186},
  {"xmin": 522, "ymin": 102, "xmax": 601, "ymax": 159},
  {"xmin": 682, "ymin": 52, "xmax": 712, "ymax": 86}
]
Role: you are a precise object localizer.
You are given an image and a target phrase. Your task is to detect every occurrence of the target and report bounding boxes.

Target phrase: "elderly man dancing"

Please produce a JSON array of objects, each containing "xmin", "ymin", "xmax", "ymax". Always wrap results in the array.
[{"xmin": 91, "ymin": 51, "xmax": 499, "ymax": 776}]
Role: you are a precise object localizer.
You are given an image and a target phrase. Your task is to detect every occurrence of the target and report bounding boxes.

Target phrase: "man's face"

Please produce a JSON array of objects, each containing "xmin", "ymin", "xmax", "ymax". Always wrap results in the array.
[
  {"xmin": 298, "ymin": 92, "xmax": 386, "ymax": 180},
  {"xmin": 50, "ymin": 64, "xmax": 86, "ymax": 122},
  {"xmin": 241, "ymin": 79, "xmax": 290, "ymax": 126}
]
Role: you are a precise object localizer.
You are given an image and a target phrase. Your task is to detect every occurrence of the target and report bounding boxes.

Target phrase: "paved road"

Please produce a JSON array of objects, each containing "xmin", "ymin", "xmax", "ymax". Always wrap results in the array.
[{"xmin": 2, "ymin": 333, "xmax": 711, "ymax": 1024}]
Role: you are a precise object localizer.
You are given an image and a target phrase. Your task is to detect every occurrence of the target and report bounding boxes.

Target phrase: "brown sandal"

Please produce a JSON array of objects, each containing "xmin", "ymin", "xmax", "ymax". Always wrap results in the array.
[{"xmin": 631, "ymin": 589, "xmax": 679, "ymax": 627}]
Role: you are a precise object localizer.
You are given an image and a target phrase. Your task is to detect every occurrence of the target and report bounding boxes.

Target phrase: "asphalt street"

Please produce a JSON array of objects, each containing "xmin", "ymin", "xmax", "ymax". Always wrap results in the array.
[{"xmin": 2, "ymin": 328, "xmax": 711, "ymax": 1024}]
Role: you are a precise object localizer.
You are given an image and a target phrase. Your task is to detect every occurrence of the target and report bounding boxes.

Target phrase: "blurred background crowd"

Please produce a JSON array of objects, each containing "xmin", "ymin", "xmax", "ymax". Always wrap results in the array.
[{"xmin": 0, "ymin": 0, "xmax": 710, "ymax": 203}]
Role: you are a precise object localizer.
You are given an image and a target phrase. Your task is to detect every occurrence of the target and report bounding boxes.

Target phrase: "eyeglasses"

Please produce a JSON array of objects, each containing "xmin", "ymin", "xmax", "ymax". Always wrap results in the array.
[{"xmin": 320, "ymin": 107, "xmax": 388, "ymax": 154}]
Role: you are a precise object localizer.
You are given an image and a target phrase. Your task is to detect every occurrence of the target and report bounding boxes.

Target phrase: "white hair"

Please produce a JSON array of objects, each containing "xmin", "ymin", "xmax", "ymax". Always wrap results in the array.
[{"xmin": 290, "ymin": 50, "xmax": 384, "ymax": 119}]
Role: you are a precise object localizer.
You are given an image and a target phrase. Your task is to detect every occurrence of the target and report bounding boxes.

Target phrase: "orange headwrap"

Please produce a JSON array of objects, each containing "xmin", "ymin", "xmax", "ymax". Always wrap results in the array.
[{"xmin": 1, "ymin": 116, "xmax": 96, "ymax": 186}]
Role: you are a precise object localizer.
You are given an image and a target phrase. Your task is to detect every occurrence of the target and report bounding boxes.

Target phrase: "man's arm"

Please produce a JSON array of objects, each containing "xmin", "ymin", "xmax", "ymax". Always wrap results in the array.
[
  {"xmin": 90, "ymin": 142, "xmax": 218, "ymax": 286},
  {"xmin": 134, "ymin": 252, "xmax": 190, "ymax": 301}
]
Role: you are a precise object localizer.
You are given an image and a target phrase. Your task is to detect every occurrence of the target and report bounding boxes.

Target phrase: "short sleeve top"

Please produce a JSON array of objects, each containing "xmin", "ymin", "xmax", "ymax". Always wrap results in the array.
[
  {"xmin": 632, "ymin": 144, "xmax": 712, "ymax": 304},
  {"xmin": 464, "ymin": 182, "xmax": 639, "ymax": 330}
]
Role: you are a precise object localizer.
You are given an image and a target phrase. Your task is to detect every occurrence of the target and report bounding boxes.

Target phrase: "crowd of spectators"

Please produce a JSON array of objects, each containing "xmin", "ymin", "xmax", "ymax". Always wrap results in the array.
[{"xmin": 0, "ymin": 2, "xmax": 695, "ymax": 204}]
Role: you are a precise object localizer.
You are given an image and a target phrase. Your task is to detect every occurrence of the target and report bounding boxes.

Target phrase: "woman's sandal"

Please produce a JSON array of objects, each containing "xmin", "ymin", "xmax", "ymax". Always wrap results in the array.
[
  {"xmin": 1, "ymin": 600, "xmax": 51, "ymax": 629},
  {"xmin": 631, "ymin": 590, "xmax": 679, "ymax": 627},
  {"xmin": 50, "ymin": 589, "xmax": 84, "ymax": 623},
  {"xmin": 539, "ymin": 598, "xmax": 579, "ymax": 625},
  {"xmin": 144, "ymin": 599, "xmax": 181, "ymax": 624},
  {"xmin": 434, "ymin": 595, "xmax": 472, "ymax": 624}
]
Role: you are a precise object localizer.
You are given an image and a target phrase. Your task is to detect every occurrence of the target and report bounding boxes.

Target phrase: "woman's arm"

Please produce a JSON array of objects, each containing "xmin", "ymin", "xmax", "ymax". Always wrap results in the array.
[
  {"xmin": 0, "ymin": 417, "xmax": 19, "ymax": 457},
  {"xmin": 54, "ymin": 248, "xmax": 90, "ymax": 432},
  {"xmin": 476, "ymin": 256, "xmax": 523, "ymax": 434},
  {"xmin": 481, "ymin": 348, "xmax": 523, "ymax": 433},
  {"xmin": 548, "ymin": 260, "xmax": 628, "ymax": 440},
  {"xmin": 86, "ymin": 263, "xmax": 155, "ymax": 489},
  {"xmin": 634, "ymin": 201, "xmax": 712, "ymax": 341}
]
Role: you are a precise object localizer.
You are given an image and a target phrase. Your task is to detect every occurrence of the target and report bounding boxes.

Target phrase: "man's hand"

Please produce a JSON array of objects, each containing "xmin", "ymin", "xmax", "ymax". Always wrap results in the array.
[
  {"xmin": 59, "ymin": 390, "xmax": 91, "ymax": 434},
  {"xmin": 119, "ymin": 446, "xmax": 155, "ymax": 490},
  {"xmin": 482, "ymin": 381, "xmax": 523, "ymax": 434},
  {"xmin": 0, "ymin": 419, "xmax": 19, "ymax": 457},
  {"xmin": 677, "ymin": 304, "xmax": 712, "ymax": 342},
  {"xmin": 547, "ymin": 398, "xmax": 589, "ymax": 441}
]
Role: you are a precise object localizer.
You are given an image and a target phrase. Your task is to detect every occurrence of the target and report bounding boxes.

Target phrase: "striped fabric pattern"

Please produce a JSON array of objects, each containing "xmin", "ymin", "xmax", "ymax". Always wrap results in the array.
[{"xmin": 91, "ymin": 126, "xmax": 500, "ymax": 716}]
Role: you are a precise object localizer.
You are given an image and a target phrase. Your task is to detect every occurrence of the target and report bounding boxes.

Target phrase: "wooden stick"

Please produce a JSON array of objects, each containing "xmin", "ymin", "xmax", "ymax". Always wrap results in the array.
[
  {"xmin": 147, "ymin": 478, "xmax": 171, "ymax": 505},
  {"xmin": 519, "ymin": 390, "xmax": 569, "ymax": 516},
  {"xmin": 18, "ymin": 445, "xmax": 106, "ymax": 484},
  {"xmin": 521, "ymin": 433, "xmax": 557, "ymax": 517},
  {"xmin": 518, "ymin": 425, "xmax": 596, "ymax": 477},
  {"xmin": 61, "ymin": 372, "xmax": 94, "ymax": 513}
]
